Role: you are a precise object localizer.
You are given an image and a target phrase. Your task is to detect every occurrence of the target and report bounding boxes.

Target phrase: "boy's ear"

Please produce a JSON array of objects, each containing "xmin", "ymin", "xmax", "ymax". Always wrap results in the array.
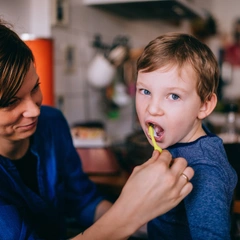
[{"xmin": 198, "ymin": 93, "xmax": 217, "ymax": 119}]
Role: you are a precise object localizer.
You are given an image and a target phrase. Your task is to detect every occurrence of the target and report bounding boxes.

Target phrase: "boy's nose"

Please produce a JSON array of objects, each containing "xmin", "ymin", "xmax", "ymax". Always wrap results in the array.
[{"xmin": 147, "ymin": 99, "xmax": 164, "ymax": 116}]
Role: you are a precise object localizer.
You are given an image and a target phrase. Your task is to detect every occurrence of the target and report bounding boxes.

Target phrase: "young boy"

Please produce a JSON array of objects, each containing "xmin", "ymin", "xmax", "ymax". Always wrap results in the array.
[{"xmin": 136, "ymin": 33, "xmax": 237, "ymax": 239}]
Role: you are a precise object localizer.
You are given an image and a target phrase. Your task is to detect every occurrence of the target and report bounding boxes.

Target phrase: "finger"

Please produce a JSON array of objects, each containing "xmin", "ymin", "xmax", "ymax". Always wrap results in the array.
[
  {"xmin": 180, "ymin": 173, "xmax": 189, "ymax": 183},
  {"xmin": 141, "ymin": 149, "xmax": 162, "ymax": 166},
  {"xmin": 175, "ymin": 166, "xmax": 194, "ymax": 200},
  {"xmin": 179, "ymin": 182, "xmax": 193, "ymax": 199},
  {"xmin": 182, "ymin": 167, "xmax": 194, "ymax": 182},
  {"xmin": 142, "ymin": 150, "xmax": 172, "ymax": 168},
  {"xmin": 134, "ymin": 150, "xmax": 172, "ymax": 174},
  {"xmin": 132, "ymin": 150, "xmax": 160, "ymax": 174},
  {"xmin": 176, "ymin": 166, "xmax": 194, "ymax": 188},
  {"xmin": 170, "ymin": 157, "xmax": 188, "ymax": 175},
  {"xmin": 154, "ymin": 149, "xmax": 172, "ymax": 165}
]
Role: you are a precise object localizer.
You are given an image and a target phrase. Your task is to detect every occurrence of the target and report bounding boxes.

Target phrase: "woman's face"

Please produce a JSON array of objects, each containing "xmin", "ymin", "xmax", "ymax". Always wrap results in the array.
[{"xmin": 0, "ymin": 62, "xmax": 42, "ymax": 142}]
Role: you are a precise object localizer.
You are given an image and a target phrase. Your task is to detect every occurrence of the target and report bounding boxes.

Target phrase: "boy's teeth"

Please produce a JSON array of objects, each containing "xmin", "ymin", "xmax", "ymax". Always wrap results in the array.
[
  {"xmin": 149, "ymin": 123, "xmax": 159, "ymax": 137},
  {"xmin": 153, "ymin": 128, "xmax": 157, "ymax": 137},
  {"xmin": 150, "ymin": 124, "xmax": 157, "ymax": 136}
]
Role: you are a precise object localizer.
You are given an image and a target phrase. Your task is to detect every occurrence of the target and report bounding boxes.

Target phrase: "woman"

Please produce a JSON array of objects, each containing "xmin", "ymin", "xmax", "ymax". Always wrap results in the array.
[{"xmin": 0, "ymin": 19, "xmax": 194, "ymax": 240}]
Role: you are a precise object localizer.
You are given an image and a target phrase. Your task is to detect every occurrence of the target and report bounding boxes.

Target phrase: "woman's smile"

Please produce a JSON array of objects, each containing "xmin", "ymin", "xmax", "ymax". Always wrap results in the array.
[{"xmin": 17, "ymin": 119, "xmax": 38, "ymax": 131}]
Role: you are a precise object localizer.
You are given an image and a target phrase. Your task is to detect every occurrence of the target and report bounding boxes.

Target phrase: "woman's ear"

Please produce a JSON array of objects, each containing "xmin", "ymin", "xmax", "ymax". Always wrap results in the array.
[{"xmin": 198, "ymin": 93, "xmax": 217, "ymax": 119}]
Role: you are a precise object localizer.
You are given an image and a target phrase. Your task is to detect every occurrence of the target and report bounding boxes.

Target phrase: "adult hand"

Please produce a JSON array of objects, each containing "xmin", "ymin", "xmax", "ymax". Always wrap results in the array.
[
  {"xmin": 114, "ymin": 150, "xmax": 194, "ymax": 233},
  {"xmin": 73, "ymin": 150, "xmax": 193, "ymax": 240}
]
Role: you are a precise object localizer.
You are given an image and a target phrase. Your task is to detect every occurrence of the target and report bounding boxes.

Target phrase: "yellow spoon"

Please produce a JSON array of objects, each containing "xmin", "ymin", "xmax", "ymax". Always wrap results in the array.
[{"xmin": 149, "ymin": 125, "xmax": 162, "ymax": 153}]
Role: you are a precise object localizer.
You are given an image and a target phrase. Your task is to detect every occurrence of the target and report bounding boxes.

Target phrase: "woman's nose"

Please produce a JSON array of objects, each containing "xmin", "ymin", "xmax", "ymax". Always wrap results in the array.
[{"xmin": 22, "ymin": 98, "xmax": 41, "ymax": 118}]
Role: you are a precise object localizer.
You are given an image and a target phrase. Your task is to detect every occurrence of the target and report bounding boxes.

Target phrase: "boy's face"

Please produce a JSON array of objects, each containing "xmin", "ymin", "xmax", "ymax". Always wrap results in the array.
[{"xmin": 136, "ymin": 64, "xmax": 207, "ymax": 150}]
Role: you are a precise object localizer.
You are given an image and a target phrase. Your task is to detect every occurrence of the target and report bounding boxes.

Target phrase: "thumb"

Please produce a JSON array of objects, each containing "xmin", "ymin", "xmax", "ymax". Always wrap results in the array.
[{"xmin": 143, "ymin": 150, "xmax": 160, "ymax": 166}]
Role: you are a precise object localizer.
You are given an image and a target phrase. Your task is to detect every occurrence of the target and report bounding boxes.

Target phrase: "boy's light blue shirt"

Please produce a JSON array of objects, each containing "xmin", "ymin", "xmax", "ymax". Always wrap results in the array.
[{"xmin": 0, "ymin": 105, "xmax": 104, "ymax": 239}]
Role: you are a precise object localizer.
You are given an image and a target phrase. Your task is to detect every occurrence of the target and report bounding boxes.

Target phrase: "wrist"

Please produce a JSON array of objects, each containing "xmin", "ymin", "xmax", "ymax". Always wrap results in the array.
[
  {"xmin": 95, "ymin": 202, "xmax": 135, "ymax": 239},
  {"xmin": 72, "ymin": 202, "xmax": 134, "ymax": 240}
]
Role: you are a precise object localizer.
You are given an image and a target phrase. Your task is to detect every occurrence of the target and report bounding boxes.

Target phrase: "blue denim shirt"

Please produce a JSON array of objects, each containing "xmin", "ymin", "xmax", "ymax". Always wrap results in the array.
[{"xmin": 0, "ymin": 106, "xmax": 104, "ymax": 240}]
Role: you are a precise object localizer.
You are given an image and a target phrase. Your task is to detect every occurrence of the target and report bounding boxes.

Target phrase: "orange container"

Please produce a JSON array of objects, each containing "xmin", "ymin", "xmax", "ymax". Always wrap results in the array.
[{"xmin": 24, "ymin": 39, "xmax": 54, "ymax": 106}]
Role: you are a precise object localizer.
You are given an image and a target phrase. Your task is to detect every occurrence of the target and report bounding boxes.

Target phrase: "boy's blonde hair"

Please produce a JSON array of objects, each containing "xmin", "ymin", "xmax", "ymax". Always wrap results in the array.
[{"xmin": 137, "ymin": 33, "xmax": 219, "ymax": 103}]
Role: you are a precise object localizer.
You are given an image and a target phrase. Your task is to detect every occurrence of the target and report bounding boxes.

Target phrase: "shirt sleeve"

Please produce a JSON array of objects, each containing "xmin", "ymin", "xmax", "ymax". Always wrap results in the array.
[
  {"xmin": 49, "ymin": 109, "xmax": 105, "ymax": 227},
  {"xmin": 0, "ymin": 200, "xmax": 41, "ymax": 240},
  {"xmin": 185, "ymin": 164, "xmax": 232, "ymax": 240}
]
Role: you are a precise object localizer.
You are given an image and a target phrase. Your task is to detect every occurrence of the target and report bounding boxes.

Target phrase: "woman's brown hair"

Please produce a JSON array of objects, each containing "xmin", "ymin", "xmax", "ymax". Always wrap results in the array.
[{"xmin": 0, "ymin": 19, "xmax": 34, "ymax": 107}]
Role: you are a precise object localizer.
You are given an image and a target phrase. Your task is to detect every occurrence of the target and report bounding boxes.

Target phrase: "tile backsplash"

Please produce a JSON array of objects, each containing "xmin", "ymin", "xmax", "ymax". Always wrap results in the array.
[{"xmin": 53, "ymin": 1, "xmax": 191, "ymax": 143}]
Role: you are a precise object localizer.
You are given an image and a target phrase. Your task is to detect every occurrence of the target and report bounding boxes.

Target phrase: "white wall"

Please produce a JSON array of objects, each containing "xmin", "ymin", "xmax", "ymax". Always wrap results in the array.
[
  {"xmin": 0, "ymin": 0, "xmax": 51, "ymax": 37},
  {"xmin": 29, "ymin": 0, "xmax": 52, "ymax": 38},
  {"xmin": 210, "ymin": 0, "xmax": 240, "ymax": 37},
  {"xmin": 0, "ymin": 0, "xmax": 30, "ymax": 34}
]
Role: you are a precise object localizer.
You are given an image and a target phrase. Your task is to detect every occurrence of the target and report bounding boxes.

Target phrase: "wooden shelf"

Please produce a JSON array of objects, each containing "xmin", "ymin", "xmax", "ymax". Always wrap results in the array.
[
  {"xmin": 88, "ymin": 171, "xmax": 129, "ymax": 198},
  {"xmin": 89, "ymin": 171, "xmax": 129, "ymax": 187},
  {"xmin": 233, "ymin": 200, "xmax": 240, "ymax": 214}
]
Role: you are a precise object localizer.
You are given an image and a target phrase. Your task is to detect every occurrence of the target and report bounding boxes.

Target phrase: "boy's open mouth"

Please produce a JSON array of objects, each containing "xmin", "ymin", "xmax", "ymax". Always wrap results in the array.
[{"xmin": 149, "ymin": 123, "xmax": 164, "ymax": 138}]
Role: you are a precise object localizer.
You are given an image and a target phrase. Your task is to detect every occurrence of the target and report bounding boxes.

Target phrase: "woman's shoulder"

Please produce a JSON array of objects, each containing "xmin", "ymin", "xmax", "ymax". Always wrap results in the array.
[
  {"xmin": 38, "ymin": 105, "xmax": 69, "ymax": 130},
  {"xmin": 40, "ymin": 105, "xmax": 64, "ymax": 119}
]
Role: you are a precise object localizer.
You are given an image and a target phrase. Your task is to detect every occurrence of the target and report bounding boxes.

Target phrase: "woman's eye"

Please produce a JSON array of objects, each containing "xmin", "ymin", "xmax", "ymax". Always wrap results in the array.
[
  {"xmin": 170, "ymin": 93, "xmax": 180, "ymax": 100},
  {"xmin": 32, "ymin": 82, "xmax": 40, "ymax": 93},
  {"xmin": 3, "ymin": 98, "xmax": 19, "ymax": 108},
  {"xmin": 140, "ymin": 89, "xmax": 151, "ymax": 95}
]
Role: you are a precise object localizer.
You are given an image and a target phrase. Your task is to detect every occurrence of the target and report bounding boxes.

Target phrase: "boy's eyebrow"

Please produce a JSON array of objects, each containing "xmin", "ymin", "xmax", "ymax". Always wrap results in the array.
[
  {"xmin": 136, "ymin": 82, "xmax": 148, "ymax": 89},
  {"xmin": 136, "ymin": 80, "xmax": 148, "ymax": 86},
  {"xmin": 166, "ymin": 86, "xmax": 188, "ymax": 93}
]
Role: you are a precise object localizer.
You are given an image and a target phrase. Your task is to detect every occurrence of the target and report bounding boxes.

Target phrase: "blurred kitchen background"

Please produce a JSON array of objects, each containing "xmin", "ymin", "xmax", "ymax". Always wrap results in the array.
[
  {"xmin": 1, "ymin": 0, "xmax": 240, "ymax": 143},
  {"xmin": 2, "ymin": 0, "xmax": 240, "ymax": 238}
]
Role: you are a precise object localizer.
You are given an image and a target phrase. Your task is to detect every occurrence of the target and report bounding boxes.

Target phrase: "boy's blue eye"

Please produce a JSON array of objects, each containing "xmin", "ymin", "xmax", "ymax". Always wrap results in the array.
[
  {"xmin": 143, "ymin": 89, "xmax": 150, "ymax": 95},
  {"xmin": 170, "ymin": 94, "xmax": 179, "ymax": 100}
]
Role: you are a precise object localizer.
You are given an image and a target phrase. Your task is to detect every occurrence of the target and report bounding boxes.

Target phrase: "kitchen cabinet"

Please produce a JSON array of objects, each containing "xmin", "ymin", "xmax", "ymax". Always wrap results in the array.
[
  {"xmin": 83, "ymin": 0, "xmax": 206, "ymax": 20},
  {"xmin": 75, "ymin": 146, "xmax": 129, "ymax": 199},
  {"xmin": 89, "ymin": 170, "xmax": 129, "ymax": 199}
]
